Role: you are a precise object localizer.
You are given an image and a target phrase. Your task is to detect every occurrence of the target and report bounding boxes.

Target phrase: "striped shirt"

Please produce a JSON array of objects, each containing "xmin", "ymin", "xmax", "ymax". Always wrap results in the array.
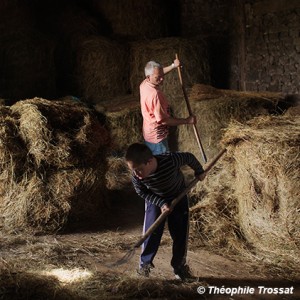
[{"xmin": 131, "ymin": 152, "xmax": 204, "ymax": 207}]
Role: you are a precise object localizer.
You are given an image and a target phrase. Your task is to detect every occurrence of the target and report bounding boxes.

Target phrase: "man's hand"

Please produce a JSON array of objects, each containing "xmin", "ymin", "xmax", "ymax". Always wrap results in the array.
[
  {"xmin": 185, "ymin": 115, "xmax": 197, "ymax": 125},
  {"xmin": 173, "ymin": 58, "xmax": 180, "ymax": 68},
  {"xmin": 161, "ymin": 204, "xmax": 171, "ymax": 214}
]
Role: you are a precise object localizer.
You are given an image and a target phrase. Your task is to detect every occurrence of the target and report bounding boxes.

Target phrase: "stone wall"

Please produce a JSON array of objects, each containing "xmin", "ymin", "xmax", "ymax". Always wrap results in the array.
[
  {"xmin": 230, "ymin": 0, "xmax": 300, "ymax": 94},
  {"xmin": 180, "ymin": 0, "xmax": 300, "ymax": 94}
]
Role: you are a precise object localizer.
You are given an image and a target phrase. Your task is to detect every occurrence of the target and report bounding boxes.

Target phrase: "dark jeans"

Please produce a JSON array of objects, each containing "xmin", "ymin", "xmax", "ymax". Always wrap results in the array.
[{"xmin": 140, "ymin": 196, "xmax": 189, "ymax": 272}]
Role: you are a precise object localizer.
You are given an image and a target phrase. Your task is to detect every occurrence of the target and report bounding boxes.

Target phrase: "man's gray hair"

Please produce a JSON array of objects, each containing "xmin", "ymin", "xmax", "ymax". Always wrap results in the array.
[{"xmin": 144, "ymin": 61, "xmax": 162, "ymax": 77}]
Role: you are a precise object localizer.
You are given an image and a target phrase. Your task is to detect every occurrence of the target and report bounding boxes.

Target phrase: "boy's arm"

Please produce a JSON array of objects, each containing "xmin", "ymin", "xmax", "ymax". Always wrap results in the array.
[
  {"xmin": 131, "ymin": 176, "xmax": 167, "ymax": 208},
  {"xmin": 171, "ymin": 152, "xmax": 205, "ymax": 177}
]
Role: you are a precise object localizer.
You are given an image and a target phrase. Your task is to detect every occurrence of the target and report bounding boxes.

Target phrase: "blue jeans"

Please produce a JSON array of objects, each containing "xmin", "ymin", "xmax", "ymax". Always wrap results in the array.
[{"xmin": 144, "ymin": 139, "xmax": 169, "ymax": 155}]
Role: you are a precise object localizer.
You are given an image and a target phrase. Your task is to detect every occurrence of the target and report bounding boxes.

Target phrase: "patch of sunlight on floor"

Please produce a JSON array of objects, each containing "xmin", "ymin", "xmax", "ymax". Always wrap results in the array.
[{"xmin": 41, "ymin": 267, "xmax": 93, "ymax": 284}]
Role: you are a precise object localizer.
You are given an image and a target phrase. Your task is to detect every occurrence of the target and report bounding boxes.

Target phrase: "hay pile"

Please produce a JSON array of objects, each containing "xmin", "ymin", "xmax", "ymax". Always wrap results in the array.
[
  {"xmin": 73, "ymin": 36, "xmax": 130, "ymax": 103},
  {"xmin": 191, "ymin": 115, "xmax": 300, "ymax": 269},
  {"xmin": 129, "ymin": 37, "xmax": 210, "ymax": 98},
  {"xmin": 0, "ymin": 98, "xmax": 110, "ymax": 234},
  {"xmin": 173, "ymin": 84, "xmax": 284, "ymax": 161}
]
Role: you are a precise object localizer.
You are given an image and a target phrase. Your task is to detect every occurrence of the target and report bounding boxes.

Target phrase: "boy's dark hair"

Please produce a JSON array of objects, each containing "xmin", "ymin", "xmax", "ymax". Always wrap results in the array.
[{"xmin": 125, "ymin": 143, "xmax": 153, "ymax": 164}]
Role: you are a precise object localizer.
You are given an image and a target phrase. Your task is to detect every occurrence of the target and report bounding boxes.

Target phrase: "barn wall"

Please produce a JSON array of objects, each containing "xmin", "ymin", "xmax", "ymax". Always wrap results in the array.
[
  {"xmin": 180, "ymin": 0, "xmax": 300, "ymax": 94},
  {"xmin": 179, "ymin": 0, "xmax": 232, "ymax": 89},
  {"xmin": 229, "ymin": 0, "xmax": 300, "ymax": 93},
  {"xmin": 0, "ymin": 0, "xmax": 299, "ymax": 102}
]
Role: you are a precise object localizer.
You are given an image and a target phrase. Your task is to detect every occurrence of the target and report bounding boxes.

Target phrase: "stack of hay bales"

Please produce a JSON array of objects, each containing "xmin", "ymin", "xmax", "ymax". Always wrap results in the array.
[
  {"xmin": 173, "ymin": 84, "xmax": 284, "ymax": 161},
  {"xmin": 0, "ymin": 30, "xmax": 56, "ymax": 101},
  {"xmin": 89, "ymin": 0, "xmax": 172, "ymax": 40},
  {"xmin": 0, "ymin": 98, "xmax": 110, "ymax": 234},
  {"xmin": 0, "ymin": 0, "xmax": 56, "ymax": 101},
  {"xmin": 130, "ymin": 37, "xmax": 210, "ymax": 99},
  {"xmin": 190, "ymin": 115, "xmax": 300, "ymax": 267}
]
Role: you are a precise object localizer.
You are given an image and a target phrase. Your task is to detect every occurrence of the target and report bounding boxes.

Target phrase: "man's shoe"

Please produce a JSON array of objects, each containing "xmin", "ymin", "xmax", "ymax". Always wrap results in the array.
[
  {"xmin": 137, "ymin": 263, "xmax": 154, "ymax": 278},
  {"xmin": 174, "ymin": 264, "xmax": 196, "ymax": 282}
]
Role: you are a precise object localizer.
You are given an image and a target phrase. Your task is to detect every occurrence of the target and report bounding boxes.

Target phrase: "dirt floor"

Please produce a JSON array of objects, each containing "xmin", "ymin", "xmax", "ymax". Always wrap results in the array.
[{"xmin": 1, "ymin": 188, "xmax": 300, "ymax": 299}]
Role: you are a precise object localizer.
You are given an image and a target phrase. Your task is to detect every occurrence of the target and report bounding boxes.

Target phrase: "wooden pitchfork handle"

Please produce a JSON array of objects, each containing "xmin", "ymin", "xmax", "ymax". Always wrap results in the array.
[
  {"xmin": 175, "ymin": 53, "xmax": 208, "ymax": 163},
  {"xmin": 133, "ymin": 148, "xmax": 227, "ymax": 249}
]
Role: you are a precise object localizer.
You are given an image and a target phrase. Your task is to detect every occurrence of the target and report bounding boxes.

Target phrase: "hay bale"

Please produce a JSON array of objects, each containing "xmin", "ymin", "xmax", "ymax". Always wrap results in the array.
[
  {"xmin": 0, "ymin": 98, "xmax": 110, "ymax": 233},
  {"xmin": 129, "ymin": 37, "xmax": 210, "ymax": 98},
  {"xmin": 73, "ymin": 36, "xmax": 130, "ymax": 103},
  {"xmin": 94, "ymin": 95, "xmax": 142, "ymax": 192},
  {"xmin": 191, "ymin": 115, "xmax": 300, "ymax": 267},
  {"xmin": 99, "ymin": 95, "xmax": 143, "ymax": 154},
  {"xmin": 0, "ymin": 0, "xmax": 34, "ymax": 35},
  {"xmin": 89, "ymin": 0, "xmax": 171, "ymax": 40},
  {"xmin": 223, "ymin": 116, "xmax": 300, "ymax": 253},
  {"xmin": 49, "ymin": 1, "xmax": 98, "ymax": 38},
  {"xmin": 173, "ymin": 85, "xmax": 284, "ymax": 161}
]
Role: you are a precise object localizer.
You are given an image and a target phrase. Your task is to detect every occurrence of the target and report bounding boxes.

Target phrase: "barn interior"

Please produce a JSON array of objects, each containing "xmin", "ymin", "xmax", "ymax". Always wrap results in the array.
[{"xmin": 0, "ymin": 0, "xmax": 299, "ymax": 299}]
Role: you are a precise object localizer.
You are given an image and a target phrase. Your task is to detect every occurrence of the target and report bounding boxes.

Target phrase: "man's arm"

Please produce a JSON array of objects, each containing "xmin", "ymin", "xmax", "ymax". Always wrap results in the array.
[
  {"xmin": 163, "ymin": 58, "xmax": 180, "ymax": 75},
  {"xmin": 158, "ymin": 115, "xmax": 196, "ymax": 126}
]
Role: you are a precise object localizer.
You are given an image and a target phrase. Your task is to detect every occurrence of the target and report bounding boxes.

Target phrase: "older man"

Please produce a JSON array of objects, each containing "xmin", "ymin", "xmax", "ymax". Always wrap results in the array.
[{"xmin": 140, "ymin": 59, "xmax": 196, "ymax": 155}]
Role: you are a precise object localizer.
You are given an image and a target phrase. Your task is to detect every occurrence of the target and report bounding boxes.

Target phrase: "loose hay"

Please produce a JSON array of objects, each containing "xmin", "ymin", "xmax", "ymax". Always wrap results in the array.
[
  {"xmin": 105, "ymin": 157, "xmax": 132, "ymax": 191},
  {"xmin": 0, "ymin": 233, "xmax": 205, "ymax": 299},
  {"xmin": 11, "ymin": 98, "xmax": 110, "ymax": 168},
  {"xmin": 0, "ymin": 264, "xmax": 76, "ymax": 300},
  {"xmin": 173, "ymin": 84, "xmax": 284, "ymax": 160},
  {"xmin": 191, "ymin": 115, "xmax": 300, "ymax": 272},
  {"xmin": 0, "ymin": 109, "xmax": 27, "ymax": 202},
  {"xmin": 190, "ymin": 155, "xmax": 244, "ymax": 254},
  {"xmin": 0, "ymin": 98, "xmax": 110, "ymax": 233}
]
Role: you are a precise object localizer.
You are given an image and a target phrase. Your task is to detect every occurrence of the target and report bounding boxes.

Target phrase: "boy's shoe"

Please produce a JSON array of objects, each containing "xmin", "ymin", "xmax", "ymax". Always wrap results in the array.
[
  {"xmin": 174, "ymin": 264, "xmax": 197, "ymax": 282},
  {"xmin": 137, "ymin": 263, "xmax": 154, "ymax": 278}
]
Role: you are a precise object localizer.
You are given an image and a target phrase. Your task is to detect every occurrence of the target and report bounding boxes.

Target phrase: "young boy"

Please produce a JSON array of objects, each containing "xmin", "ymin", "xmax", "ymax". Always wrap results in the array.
[{"xmin": 125, "ymin": 143, "xmax": 206, "ymax": 281}]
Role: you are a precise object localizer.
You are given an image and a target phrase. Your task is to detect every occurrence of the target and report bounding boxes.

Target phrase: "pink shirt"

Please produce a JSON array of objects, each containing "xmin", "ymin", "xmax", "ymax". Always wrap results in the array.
[{"xmin": 140, "ymin": 79, "xmax": 170, "ymax": 143}]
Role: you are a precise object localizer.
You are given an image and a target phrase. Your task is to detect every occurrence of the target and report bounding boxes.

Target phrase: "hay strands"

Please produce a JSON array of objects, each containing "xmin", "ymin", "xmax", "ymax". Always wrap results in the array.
[
  {"xmin": 110, "ymin": 148, "xmax": 227, "ymax": 267},
  {"xmin": 175, "ymin": 53, "xmax": 208, "ymax": 163}
]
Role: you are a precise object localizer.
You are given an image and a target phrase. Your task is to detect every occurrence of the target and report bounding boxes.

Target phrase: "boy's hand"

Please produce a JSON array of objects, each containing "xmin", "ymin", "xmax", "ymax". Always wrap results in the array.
[
  {"xmin": 161, "ymin": 204, "xmax": 171, "ymax": 214},
  {"xmin": 197, "ymin": 171, "xmax": 206, "ymax": 181}
]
